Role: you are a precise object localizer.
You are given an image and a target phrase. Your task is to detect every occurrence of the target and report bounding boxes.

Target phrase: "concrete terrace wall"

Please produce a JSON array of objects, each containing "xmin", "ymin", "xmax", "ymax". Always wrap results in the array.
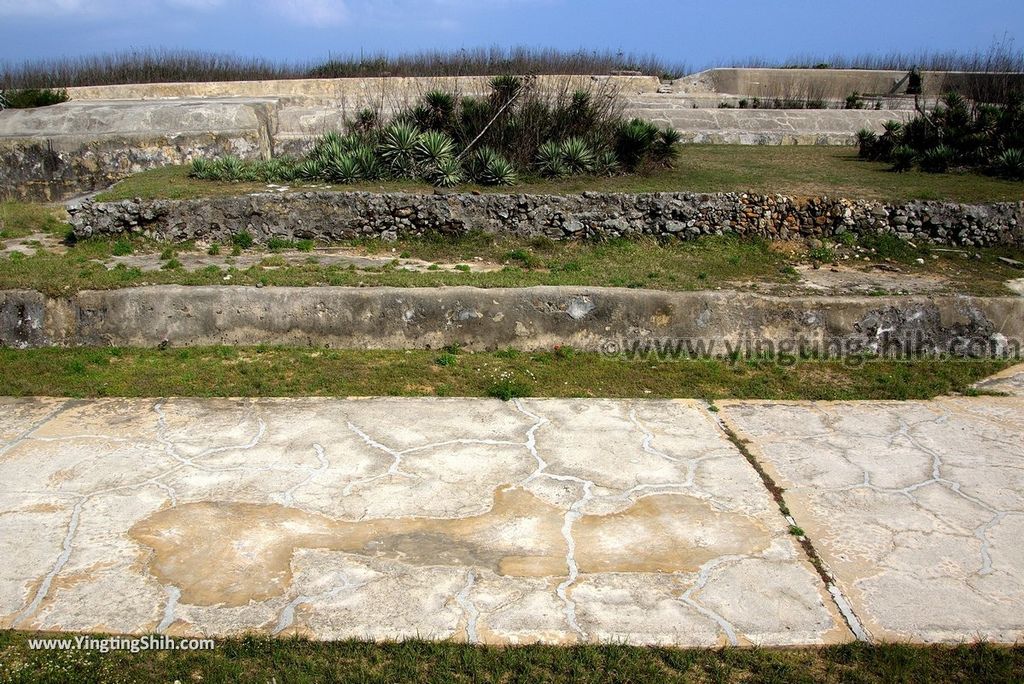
[
  {"xmin": 4, "ymin": 67, "xmax": 1020, "ymax": 201},
  {"xmin": 63, "ymin": 74, "xmax": 662, "ymax": 101},
  {"xmin": 1, "ymin": 96, "xmax": 912, "ymax": 201},
  {"xmin": 69, "ymin": 192, "xmax": 1024, "ymax": 248},
  {"xmin": 688, "ymin": 68, "xmax": 1024, "ymax": 100},
  {"xmin": 618, "ymin": 108, "xmax": 904, "ymax": 145},
  {"xmin": 3, "ymin": 286, "xmax": 1021, "ymax": 357},
  {"xmin": 59, "ymin": 70, "xmax": 1024, "ymax": 103},
  {"xmin": 0, "ymin": 99, "xmax": 276, "ymax": 201}
]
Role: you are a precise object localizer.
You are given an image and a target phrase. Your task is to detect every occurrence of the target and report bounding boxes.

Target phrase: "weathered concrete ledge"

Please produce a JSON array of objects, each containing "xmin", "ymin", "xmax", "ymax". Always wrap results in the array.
[
  {"xmin": 619, "ymin": 108, "xmax": 904, "ymax": 145},
  {"xmin": 63, "ymin": 74, "xmax": 661, "ymax": 101},
  {"xmin": 681, "ymin": 68, "xmax": 1024, "ymax": 101},
  {"xmin": 69, "ymin": 191, "xmax": 1024, "ymax": 248},
  {"xmin": 2, "ymin": 286, "xmax": 1020, "ymax": 357},
  {"xmin": 0, "ymin": 99, "xmax": 276, "ymax": 201}
]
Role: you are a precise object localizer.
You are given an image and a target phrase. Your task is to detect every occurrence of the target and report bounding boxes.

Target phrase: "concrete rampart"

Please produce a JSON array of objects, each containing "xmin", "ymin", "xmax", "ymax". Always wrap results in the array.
[
  {"xmin": 62, "ymin": 74, "xmax": 661, "ymax": 101},
  {"xmin": 3, "ymin": 66, "xmax": 1018, "ymax": 200},
  {"xmin": 0, "ymin": 99, "xmax": 276, "ymax": 201},
  {"xmin": 58, "ymin": 70, "xmax": 1023, "ymax": 103},
  {"xmin": 2, "ymin": 286, "xmax": 1020, "ymax": 358},
  {"xmin": 68, "ymin": 192, "xmax": 1024, "ymax": 248},
  {"xmin": 620, "ymin": 107, "xmax": 905, "ymax": 145},
  {"xmin": 684, "ymin": 68, "xmax": 1024, "ymax": 100}
]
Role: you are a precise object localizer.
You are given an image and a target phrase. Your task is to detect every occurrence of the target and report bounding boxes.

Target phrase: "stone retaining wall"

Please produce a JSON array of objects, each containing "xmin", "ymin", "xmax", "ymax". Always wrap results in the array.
[
  {"xmin": 2, "ymin": 286, "xmax": 1021, "ymax": 357},
  {"xmin": 69, "ymin": 191, "xmax": 1024, "ymax": 248}
]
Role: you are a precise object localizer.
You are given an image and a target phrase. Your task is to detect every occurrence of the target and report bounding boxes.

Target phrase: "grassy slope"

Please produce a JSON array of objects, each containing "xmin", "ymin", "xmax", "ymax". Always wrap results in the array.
[
  {"xmin": 1, "ymin": 631, "xmax": 1022, "ymax": 684},
  {"xmin": 96, "ymin": 146, "xmax": 1024, "ymax": 204},
  {"xmin": 0, "ymin": 347, "xmax": 1006, "ymax": 400}
]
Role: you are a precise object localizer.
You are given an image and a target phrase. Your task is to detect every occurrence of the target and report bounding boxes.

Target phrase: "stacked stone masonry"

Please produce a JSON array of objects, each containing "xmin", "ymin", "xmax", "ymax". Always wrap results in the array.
[{"xmin": 69, "ymin": 192, "xmax": 1024, "ymax": 248}]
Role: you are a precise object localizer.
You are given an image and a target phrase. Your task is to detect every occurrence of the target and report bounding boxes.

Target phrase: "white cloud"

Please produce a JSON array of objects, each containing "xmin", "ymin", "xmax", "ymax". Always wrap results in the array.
[
  {"xmin": 0, "ymin": 0, "xmax": 536, "ymax": 24},
  {"xmin": 0, "ymin": 0, "xmax": 93, "ymax": 16},
  {"xmin": 166, "ymin": 0, "xmax": 225, "ymax": 8},
  {"xmin": 271, "ymin": 0, "xmax": 348, "ymax": 26},
  {"xmin": 0, "ymin": 0, "xmax": 225, "ymax": 16}
]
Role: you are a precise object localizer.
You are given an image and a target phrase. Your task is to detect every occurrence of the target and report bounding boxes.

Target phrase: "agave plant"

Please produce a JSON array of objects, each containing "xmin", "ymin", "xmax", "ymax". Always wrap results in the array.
[
  {"xmin": 312, "ymin": 136, "xmax": 348, "ymax": 168},
  {"xmin": 378, "ymin": 121, "xmax": 423, "ymax": 177},
  {"xmin": 466, "ymin": 146, "xmax": 501, "ymax": 183},
  {"xmin": 315, "ymin": 131, "xmax": 345, "ymax": 150},
  {"xmin": 615, "ymin": 118, "xmax": 660, "ymax": 169},
  {"xmin": 535, "ymin": 141, "xmax": 566, "ymax": 178},
  {"xmin": 481, "ymin": 155, "xmax": 518, "ymax": 186},
  {"xmin": 422, "ymin": 90, "xmax": 456, "ymax": 130},
  {"xmin": 919, "ymin": 145, "xmax": 955, "ymax": 173},
  {"xmin": 415, "ymin": 130, "xmax": 457, "ymax": 166},
  {"xmin": 559, "ymin": 137, "xmax": 595, "ymax": 174},
  {"xmin": 594, "ymin": 150, "xmax": 621, "ymax": 177},
  {"xmin": 239, "ymin": 161, "xmax": 261, "ymax": 182},
  {"xmin": 256, "ymin": 159, "xmax": 294, "ymax": 183},
  {"xmin": 214, "ymin": 156, "xmax": 246, "ymax": 182},
  {"xmin": 459, "ymin": 96, "xmax": 492, "ymax": 134},
  {"xmin": 297, "ymin": 158, "xmax": 326, "ymax": 181},
  {"xmin": 429, "ymin": 157, "xmax": 465, "ymax": 188},
  {"xmin": 653, "ymin": 127, "xmax": 682, "ymax": 165},
  {"xmin": 489, "ymin": 75, "xmax": 523, "ymax": 103},
  {"xmin": 995, "ymin": 148, "xmax": 1024, "ymax": 180},
  {"xmin": 881, "ymin": 120, "xmax": 902, "ymax": 138},
  {"xmin": 407, "ymin": 104, "xmax": 432, "ymax": 130},
  {"xmin": 856, "ymin": 129, "xmax": 879, "ymax": 159},
  {"xmin": 890, "ymin": 145, "xmax": 917, "ymax": 173},
  {"xmin": 326, "ymin": 154, "xmax": 362, "ymax": 184},
  {"xmin": 569, "ymin": 90, "xmax": 592, "ymax": 111},
  {"xmin": 941, "ymin": 91, "xmax": 969, "ymax": 114},
  {"xmin": 350, "ymin": 108, "xmax": 379, "ymax": 134},
  {"xmin": 975, "ymin": 104, "xmax": 1002, "ymax": 135},
  {"xmin": 351, "ymin": 145, "xmax": 382, "ymax": 180},
  {"xmin": 189, "ymin": 158, "xmax": 215, "ymax": 180}
]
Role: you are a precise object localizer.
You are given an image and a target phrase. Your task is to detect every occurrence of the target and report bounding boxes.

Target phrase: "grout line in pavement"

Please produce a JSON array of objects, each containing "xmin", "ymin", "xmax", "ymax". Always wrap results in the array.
[{"xmin": 702, "ymin": 401, "xmax": 872, "ymax": 643}]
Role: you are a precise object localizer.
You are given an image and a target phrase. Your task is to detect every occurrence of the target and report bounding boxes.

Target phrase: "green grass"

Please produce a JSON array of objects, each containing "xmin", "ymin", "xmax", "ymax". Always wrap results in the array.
[
  {"xmin": 0, "ymin": 202, "xmax": 66, "ymax": 240},
  {"xmin": 0, "ymin": 347, "xmax": 1006, "ymax": 400},
  {"xmin": 3, "ymin": 205, "xmax": 1024, "ymax": 296},
  {"xmin": 0, "ymin": 230, "xmax": 804, "ymax": 296},
  {"xmin": 95, "ymin": 147, "xmax": 1024, "ymax": 204},
  {"xmin": 1, "ymin": 631, "xmax": 1022, "ymax": 684}
]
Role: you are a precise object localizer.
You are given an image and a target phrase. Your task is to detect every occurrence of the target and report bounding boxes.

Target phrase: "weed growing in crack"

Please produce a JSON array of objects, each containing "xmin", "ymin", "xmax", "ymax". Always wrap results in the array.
[{"xmin": 487, "ymin": 370, "xmax": 533, "ymax": 400}]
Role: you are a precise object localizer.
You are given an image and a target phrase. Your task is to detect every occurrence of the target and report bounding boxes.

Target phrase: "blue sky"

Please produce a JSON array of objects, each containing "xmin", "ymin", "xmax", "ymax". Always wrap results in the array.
[{"xmin": 0, "ymin": 0, "xmax": 1021, "ymax": 68}]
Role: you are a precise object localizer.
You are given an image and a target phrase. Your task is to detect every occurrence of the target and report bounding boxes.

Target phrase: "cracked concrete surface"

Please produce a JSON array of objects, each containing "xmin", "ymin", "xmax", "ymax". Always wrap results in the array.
[
  {"xmin": 973, "ymin": 363, "xmax": 1024, "ymax": 397},
  {"xmin": 0, "ymin": 397, "xmax": 846, "ymax": 646},
  {"xmin": 3, "ymin": 391, "xmax": 1022, "ymax": 645},
  {"xmin": 721, "ymin": 394, "xmax": 1024, "ymax": 643}
]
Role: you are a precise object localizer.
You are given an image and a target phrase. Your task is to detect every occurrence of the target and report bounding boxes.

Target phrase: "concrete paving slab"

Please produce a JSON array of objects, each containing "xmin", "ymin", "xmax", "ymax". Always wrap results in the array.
[
  {"xmin": 0, "ymin": 397, "xmax": 847, "ymax": 646},
  {"xmin": 974, "ymin": 363, "xmax": 1024, "ymax": 397},
  {"xmin": 720, "ymin": 397, "xmax": 1024, "ymax": 643}
]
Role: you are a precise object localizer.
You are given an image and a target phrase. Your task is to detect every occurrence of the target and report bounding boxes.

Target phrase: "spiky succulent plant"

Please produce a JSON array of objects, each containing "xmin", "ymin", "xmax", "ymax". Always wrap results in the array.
[
  {"xmin": 890, "ymin": 145, "xmax": 917, "ymax": 172},
  {"xmin": 297, "ymin": 158, "xmax": 326, "ymax": 181},
  {"xmin": 415, "ymin": 130, "xmax": 457, "ymax": 166},
  {"xmin": 189, "ymin": 158, "xmax": 215, "ymax": 180},
  {"xmin": 559, "ymin": 137, "xmax": 595, "ymax": 174},
  {"xmin": 480, "ymin": 155, "xmax": 518, "ymax": 186},
  {"xmin": 430, "ymin": 157, "xmax": 465, "ymax": 188},
  {"xmin": 378, "ymin": 121, "xmax": 423, "ymax": 177},
  {"xmin": 995, "ymin": 148, "xmax": 1024, "ymax": 179},
  {"xmin": 326, "ymin": 154, "xmax": 362, "ymax": 184},
  {"xmin": 535, "ymin": 141, "xmax": 566, "ymax": 178}
]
